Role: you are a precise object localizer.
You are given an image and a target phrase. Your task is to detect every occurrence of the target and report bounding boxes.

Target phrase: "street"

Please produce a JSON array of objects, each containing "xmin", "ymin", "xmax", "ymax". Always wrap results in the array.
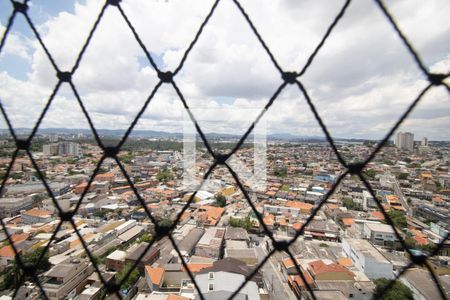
[{"xmin": 255, "ymin": 245, "xmax": 297, "ymax": 300}]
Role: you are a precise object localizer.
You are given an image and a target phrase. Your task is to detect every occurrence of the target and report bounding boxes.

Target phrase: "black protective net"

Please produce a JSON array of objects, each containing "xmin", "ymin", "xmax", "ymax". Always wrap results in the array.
[{"xmin": 0, "ymin": 0, "xmax": 449, "ymax": 299}]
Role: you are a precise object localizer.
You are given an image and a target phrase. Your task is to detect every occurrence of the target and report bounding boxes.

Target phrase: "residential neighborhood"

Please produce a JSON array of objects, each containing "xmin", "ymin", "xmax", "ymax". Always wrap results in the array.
[{"xmin": 0, "ymin": 132, "xmax": 449, "ymax": 299}]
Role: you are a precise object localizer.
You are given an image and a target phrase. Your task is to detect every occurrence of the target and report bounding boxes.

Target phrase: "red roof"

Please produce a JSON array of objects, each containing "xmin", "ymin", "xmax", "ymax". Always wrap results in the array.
[
  {"xmin": 308, "ymin": 260, "xmax": 354, "ymax": 277},
  {"xmin": 22, "ymin": 208, "xmax": 52, "ymax": 218},
  {"xmin": 145, "ymin": 266, "xmax": 165, "ymax": 286},
  {"xmin": 289, "ymin": 274, "xmax": 314, "ymax": 287},
  {"xmin": 371, "ymin": 211, "xmax": 385, "ymax": 221},
  {"xmin": 182, "ymin": 263, "xmax": 213, "ymax": 273},
  {"xmin": 0, "ymin": 245, "xmax": 16, "ymax": 257}
]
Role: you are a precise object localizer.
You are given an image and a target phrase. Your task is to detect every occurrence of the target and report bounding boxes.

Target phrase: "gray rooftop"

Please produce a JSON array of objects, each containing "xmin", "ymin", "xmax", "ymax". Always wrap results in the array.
[
  {"xmin": 224, "ymin": 227, "xmax": 250, "ymax": 241},
  {"xmin": 177, "ymin": 227, "xmax": 205, "ymax": 253}
]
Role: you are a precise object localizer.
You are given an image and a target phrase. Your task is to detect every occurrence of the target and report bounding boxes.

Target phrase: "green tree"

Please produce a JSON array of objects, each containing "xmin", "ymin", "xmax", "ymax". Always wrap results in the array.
[
  {"xmin": 9, "ymin": 172, "xmax": 23, "ymax": 180},
  {"xmin": 156, "ymin": 169, "xmax": 173, "ymax": 182},
  {"xmin": 139, "ymin": 233, "xmax": 153, "ymax": 243},
  {"xmin": 120, "ymin": 153, "xmax": 134, "ymax": 164},
  {"xmin": 274, "ymin": 166, "xmax": 287, "ymax": 177},
  {"xmin": 229, "ymin": 215, "xmax": 254, "ymax": 230},
  {"xmin": 158, "ymin": 217, "xmax": 173, "ymax": 229},
  {"xmin": 116, "ymin": 263, "xmax": 140, "ymax": 289},
  {"xmin": 280, "ymin": 185, "xmax": 290, "ymax": 192},
  {"xmin": 421, "ymin": 243, "xmax": 437, "ymax": 253},
  {"xmin": 363, "ymin": 140, "xmax": 375, "ymax": 147},
  {"xmin": 98, "ymin": 167, "xmax": 109, "ymax": 174},
  {"xmin": 374, "ymin": 278, "xmax": 413, "ymax": 300},
  {"xmin": 404, "ymin": 236, "xmax": 417, "ymax": 249},
  {"xmin": 386, "ymin": 210, "xmax": 407, "ymax": 229},
  {"xmin": 93, "ymin": 210, "xmax": 107, "ymax": 219},
  {"xmin": 5, "ymin": 247, "xmax": 52, "ymax": 290},
  {"xmin": 215, "ymin": 194, "xmax": 227, "ymax": 207},
  {"xmin": 342, "ymin": 198, "xmax": 355, "ymax": 210},
  {"xmin": 362, "ymin": 168, "xmax": 377, "ymax": 179},
  {"xmin": 397, "ymin": 173, "xmax": 408, "ymax": 180}
]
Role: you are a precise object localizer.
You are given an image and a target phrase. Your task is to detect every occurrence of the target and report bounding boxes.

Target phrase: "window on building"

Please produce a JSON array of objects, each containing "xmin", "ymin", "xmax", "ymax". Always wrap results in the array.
[
  {"xmin": 208, "ymin": 272, "xmax": 214, "ymax": 280},
  {"xmin": 208, "ymin": 283, "xmax": 214, "ymax": 291}
]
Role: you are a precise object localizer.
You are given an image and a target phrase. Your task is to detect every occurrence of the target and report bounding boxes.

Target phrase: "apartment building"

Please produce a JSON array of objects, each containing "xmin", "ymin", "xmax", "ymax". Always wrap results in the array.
[
  {"xmin": 395, "ymin": 132, "xmax": 414, "ymax": 151},
  {"xmin": 43, "ymin": 259, "xmax": 94, "ymax": 300}
]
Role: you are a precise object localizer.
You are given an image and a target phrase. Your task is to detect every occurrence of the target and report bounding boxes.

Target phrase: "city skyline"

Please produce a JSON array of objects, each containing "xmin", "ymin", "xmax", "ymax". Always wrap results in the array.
[{"xmin": 0, "ymin": 0, "xmax": 449, "ymax": 140}]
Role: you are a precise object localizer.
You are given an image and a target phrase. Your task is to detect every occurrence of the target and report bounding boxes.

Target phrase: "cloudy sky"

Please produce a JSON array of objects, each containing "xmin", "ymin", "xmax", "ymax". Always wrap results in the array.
[{"xmin": 0, "ymin": 0, "xmax": 449, "ymax": 140}]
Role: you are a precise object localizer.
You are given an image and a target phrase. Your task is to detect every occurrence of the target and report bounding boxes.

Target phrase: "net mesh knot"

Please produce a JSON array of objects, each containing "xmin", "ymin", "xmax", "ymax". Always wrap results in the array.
[{"xmin": 13, "ymin": 1, "xmax": 28, "ymax": 14}]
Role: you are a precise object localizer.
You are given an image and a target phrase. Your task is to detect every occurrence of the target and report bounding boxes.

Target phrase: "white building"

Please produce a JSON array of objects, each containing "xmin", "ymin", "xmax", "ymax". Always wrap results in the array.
[
  {"xmin": 263, "ymin": 204, "xmax": 301, "ymax": 217},
  {"xmin": 343, "ymin": 238, "xmax": 394, "ymax": 279},
  {"xmin": 43, "ymin": 142, "xmax": 80, "ymax": 156},
  {"xmin": 115, "ymin": 219, "xmax": 137, "ymax": 235},
  {"xmin": 395, "ymin": 132, "xmax": 414, "ymax": 151},
  {"xmin": 362, "ymin": 190, "xmax": 377, "ymax": 210},
  {"xmin": 194, "ymin": 271, "xmax": 260, "ymax": 300},
  {"xmin": 363, "ymin": 223, "xmax": 397, "ymax": 246},
  {"xmin": 421, "ymin": 137, "xmax": 428, "ymax": 146}
]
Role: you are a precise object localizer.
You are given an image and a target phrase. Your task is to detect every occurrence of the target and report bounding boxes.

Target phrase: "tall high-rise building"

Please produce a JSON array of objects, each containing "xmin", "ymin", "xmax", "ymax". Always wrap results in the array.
[
  {"xmin": 43, "ymin": 142, "xmax": 80, "ymax": 156},
  {"xmin": 421, "ymin": 137, "xmax": 428, "ymax": 147},
  {"xmin": 395, "ymin": 132, "xmax": 414, "ymax": 151},
  {"xmin": 58, "ymin": 142, "xmax": 80, "ymax": 156},
  {"xmin": 43, "ymin": 143, "xmax": 59, "ymax": 156}
]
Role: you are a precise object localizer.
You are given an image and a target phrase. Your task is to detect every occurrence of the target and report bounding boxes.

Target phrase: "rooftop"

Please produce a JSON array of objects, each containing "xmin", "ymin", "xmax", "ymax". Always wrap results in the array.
[
  {"xmin": 145, "ymin": 266, "xmax": 165, "ymax": 286},
  {"xmin": 344, "ymin": 239, "xmax": 390, "ymax": 264},
  {"xmin": 22, "ymin": 208, "xmax": 52, "ymax": 218},
  {"xmin": 364, "ymin": 222, "xmax": 396, "ymax": 234}
]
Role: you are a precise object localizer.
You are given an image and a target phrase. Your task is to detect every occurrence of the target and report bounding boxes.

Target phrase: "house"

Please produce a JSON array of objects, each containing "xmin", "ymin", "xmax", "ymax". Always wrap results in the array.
[
  {"xmin": 125, "ymin": 243, "xmax": 160, "ymax": 272},
  {"xmin": 197, "ymin": 206, "xmax": 225, "ymax": 226},
  {"xmin": 224, "ymin": 227, "xmax": 250, "ymax": 243},
  {"xmin": 93, "ymin": 172, "xmax": 115, "ymax": 182},
  {"xmin": 176, "ymin": 228, "xmax": 205, "ymax": 257},
  {"xmin": 195, "ymin": 227, "xmax": 225, "ymax": 259},
  {"xmin": 307, "ymin": 260, "xmax": 354, "ymax": 281},
  {"xmin": 286, "ymin": 201, "xmax": 313, "ymax": 214},
  {"xmin": 197, "ymin": 257, "xmax": 262, "ymax": 285},
  {"xmin": 145, "ymin": 266, "xmax": 165, "ymax": 292},
  {"xmin": 224, "ymin": 245, "xmax": 258, "ymax": 266},
  {"xmin": 105, "ymin": 250, "xmax": 126, "ymax": 272},
  {"xmin": 0, "ymin": 245, "xmax": 16, "ymax": 268},
  {"xmin": 194, "ymin": 271, "xmax": 260, "ymax": 300}
]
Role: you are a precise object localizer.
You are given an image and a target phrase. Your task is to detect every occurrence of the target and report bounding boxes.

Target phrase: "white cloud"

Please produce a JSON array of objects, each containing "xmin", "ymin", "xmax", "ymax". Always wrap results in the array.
[{"xmin": 0, "ymin": 0, "xmax": 448, "ymax": 140}]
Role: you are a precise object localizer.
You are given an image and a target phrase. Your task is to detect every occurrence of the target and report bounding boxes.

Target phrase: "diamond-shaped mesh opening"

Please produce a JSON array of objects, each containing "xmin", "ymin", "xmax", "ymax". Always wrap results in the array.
[{"xmin": 0, "ymin": 0, "xmax": 449, "ymax": 299}]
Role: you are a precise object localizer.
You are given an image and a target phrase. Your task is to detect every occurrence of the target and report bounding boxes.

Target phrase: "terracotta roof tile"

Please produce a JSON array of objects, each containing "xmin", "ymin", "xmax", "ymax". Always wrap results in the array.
[
  {"xmin": 145, "ymin": 266, "xmax": 165, "ymax": 286},
  {"xmin": 0, "ymin": 245, "xmax": 16, "ymax": 257}
]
